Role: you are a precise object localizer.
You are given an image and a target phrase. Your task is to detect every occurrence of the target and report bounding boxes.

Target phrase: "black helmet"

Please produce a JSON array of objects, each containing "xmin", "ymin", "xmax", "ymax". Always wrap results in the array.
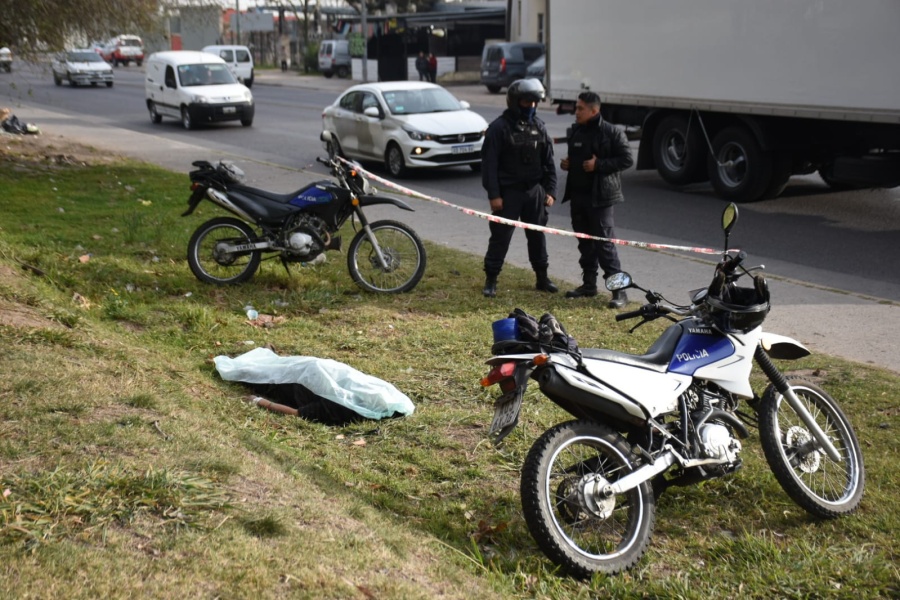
[
  {"xmin": 506, "ymin": 78, "xmax": 545, "ymax": 111},
  {"xmin": 705, "ymin": 275, "xmax": 770, "ymax": 333}
]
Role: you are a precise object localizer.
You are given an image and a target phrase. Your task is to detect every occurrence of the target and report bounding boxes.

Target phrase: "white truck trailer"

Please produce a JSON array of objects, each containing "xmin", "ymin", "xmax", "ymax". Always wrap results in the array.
[{"xmin": 546, "ymin": 0, "xmax": 900, "ymax": 202}]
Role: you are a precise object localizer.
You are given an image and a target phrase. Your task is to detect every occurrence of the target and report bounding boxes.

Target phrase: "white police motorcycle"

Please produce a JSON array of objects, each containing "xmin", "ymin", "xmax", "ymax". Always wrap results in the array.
[{"xmin": 480, "ymin": 203, "xmax": 865, "ymax": 576}]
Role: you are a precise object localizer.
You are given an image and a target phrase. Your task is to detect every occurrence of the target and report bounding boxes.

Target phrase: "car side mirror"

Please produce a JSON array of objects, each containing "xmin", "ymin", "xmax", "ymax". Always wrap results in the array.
[
  {"xmin": 459, "ymin": 100, "xmax": 470, "ymax": 110},
  {"xmin": 363, "ymin": 106, "xmax": 381, "ymax": 119}
]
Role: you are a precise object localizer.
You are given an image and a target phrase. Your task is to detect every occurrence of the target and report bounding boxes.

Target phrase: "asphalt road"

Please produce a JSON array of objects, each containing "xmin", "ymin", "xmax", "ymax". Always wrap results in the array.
[{"xmin": 3, "ymin": 63, "xmax": 898, "ymax": 373}]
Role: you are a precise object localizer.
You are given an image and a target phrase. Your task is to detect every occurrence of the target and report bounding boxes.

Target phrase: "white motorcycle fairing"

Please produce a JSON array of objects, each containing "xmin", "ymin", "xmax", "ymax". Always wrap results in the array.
[{"xmin": 760, "ymin": 332, "xmax": 811, "ymax": 360}]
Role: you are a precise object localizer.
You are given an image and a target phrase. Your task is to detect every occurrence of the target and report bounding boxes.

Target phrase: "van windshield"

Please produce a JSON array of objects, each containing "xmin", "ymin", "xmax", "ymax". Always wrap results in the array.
[
  {"xmin": 381, "ymin": 88, "xmax": 462, "ymax": 115},
  {"xmin": 177, "ymin": 63, "xmax": 237, "ymax": 87}
]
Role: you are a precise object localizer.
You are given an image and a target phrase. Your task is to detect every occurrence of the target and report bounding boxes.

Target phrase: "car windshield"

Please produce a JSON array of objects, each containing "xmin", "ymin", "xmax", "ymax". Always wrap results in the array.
[
  {"xmin": 381, "ymin": 88, "xmax": 462, "ymax": 115},
  {"xmin": 178, "ymin": 63, "xmax": 237, "ymax": 87},
  {"xmin": 67, "ymin": 52, "xmax": 104, "ymax": 62}
]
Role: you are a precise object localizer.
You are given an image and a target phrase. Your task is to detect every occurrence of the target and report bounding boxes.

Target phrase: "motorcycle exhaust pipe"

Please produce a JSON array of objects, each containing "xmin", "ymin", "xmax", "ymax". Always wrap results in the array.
[
  {"xmin": 537, "ymin": 368, "xmax": 645, "ymax": 427},
  {"xmin": 206, "ymin": 188, "xmax": 255, "ymax": 223}
]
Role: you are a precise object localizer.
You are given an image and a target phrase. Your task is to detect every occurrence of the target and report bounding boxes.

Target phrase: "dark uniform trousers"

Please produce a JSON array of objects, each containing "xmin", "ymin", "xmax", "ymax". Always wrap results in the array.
[
  {"xmin": 570, "ymin": 200, "xmax": 621, "ymax": 279},
  {"xmin": 484, "ymin": 183, "xmax": 549, "ymax": 276}
]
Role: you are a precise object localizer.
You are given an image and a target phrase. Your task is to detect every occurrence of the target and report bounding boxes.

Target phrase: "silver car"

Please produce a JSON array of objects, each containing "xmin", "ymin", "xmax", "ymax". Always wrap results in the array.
[
  {"xmin": 52, "ymin": 50, "xmax": 114, "ymax": 88},
  {"xmin": 321, "ymin": 81, "xmax": 488, "ymax": 177}
]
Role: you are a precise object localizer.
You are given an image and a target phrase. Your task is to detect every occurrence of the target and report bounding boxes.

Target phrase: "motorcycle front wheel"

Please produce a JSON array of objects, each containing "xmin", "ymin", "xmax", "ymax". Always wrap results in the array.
[
  {"xmin": 758, "ymin": 376, "xmax": 865, "ymax": 518},
  {"xmin": 347, "ymin": 220, "xmax": 426, "ymax": 293},
  {"xmin": 520, "ymin": 420, "xmax": 655, "ymax": 577},
  {"xmin": 187, "ymin": 217, "xmax": 261, "ymax": 285}
]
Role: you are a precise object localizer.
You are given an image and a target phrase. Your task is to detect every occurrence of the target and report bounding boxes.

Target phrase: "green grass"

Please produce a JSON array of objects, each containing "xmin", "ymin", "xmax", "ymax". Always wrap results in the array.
[{"xmin": 0, "ymin": 145, "xmax": 898, "ymax": 598}]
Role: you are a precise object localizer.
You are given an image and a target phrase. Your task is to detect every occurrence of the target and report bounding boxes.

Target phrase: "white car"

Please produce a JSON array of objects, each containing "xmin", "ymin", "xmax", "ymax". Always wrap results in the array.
[
  {"xmin": 52, "ymin": 50, "xmax": 114, "ymax": 87},
  {"xmin": 321, "ymin": 81, "xmax": 488, "ymax": 177}
]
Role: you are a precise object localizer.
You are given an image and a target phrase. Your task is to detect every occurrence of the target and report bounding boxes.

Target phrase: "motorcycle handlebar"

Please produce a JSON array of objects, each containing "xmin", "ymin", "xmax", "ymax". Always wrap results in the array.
[{"xmin": 615, "ymin": 308, "xmax": 645, "ymax": 322}]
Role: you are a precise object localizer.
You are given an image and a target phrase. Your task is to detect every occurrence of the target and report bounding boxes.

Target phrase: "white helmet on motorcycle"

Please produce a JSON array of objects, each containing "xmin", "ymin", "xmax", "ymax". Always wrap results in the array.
[{"xmin": 217, "ymin": 161, "xmax": 245, "ymax": 183}]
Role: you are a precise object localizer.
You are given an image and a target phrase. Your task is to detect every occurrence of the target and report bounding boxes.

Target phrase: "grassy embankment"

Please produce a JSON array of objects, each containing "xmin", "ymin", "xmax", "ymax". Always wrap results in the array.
[{"xmin": 0, "ymin": 137, "xmax": 897, "ymax": 598}]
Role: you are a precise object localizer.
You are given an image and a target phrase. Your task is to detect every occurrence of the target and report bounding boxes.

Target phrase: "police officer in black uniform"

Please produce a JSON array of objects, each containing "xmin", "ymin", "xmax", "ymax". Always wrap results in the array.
[{"xmin": 481, "ymin": 79, "xmax": 558, "ymax": 298}]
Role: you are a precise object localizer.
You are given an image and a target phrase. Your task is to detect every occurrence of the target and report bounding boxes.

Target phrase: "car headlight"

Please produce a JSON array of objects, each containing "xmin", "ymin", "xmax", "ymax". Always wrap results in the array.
[
  {"xmin": 404, "ymin": 127, "xmax": 435, "ymax": 141},
  {"xmin": 190, "ymin": 95, "xmax": 210, "ymax": 104},
  {"xmin": 243, "ymin": 90, "xmax": 253, "ymax": 103}
]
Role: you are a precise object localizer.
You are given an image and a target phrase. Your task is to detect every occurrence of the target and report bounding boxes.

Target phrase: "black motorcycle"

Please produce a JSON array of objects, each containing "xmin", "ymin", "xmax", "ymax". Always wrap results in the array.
[{"xmin": 182, "ymin": 155, "xmax": 426, "ymax": 293}]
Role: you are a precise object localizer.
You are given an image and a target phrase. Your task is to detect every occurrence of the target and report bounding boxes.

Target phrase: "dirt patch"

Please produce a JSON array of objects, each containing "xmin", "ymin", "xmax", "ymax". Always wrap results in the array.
[
  {"xmin": 1, "ymin": 128, "xmax": 118, "ymax": 168},
  {"xmin": 0, "ymin": 264, "xmax": 66, "ymax": 330}
]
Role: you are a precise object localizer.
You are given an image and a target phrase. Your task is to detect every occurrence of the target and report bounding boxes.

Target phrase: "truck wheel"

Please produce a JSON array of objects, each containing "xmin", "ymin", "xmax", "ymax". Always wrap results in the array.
[
  {"xmin": 148, "ymin": 102, "xmax": 162, "ymax": 124},
  {"xmin": 818, "ymin": 163, "xmax": 867, "ymax": 191},
  {"xmin": 323, "ymin": 71, "xmax": 334, "ymax": 79},
  {"xmin": 181, "ymin": 107, "xmax": 193, "ymax": 130},
  {"xmin": 336, "ymin": 65, "xmax": 350, "ymax": 79},
  {"xmin": 652, "ymin": 114, "xmax": 707, "ymax": 185},
  {"xmin": 707, "ymin": 126, "xmax": 773, "ymax": 203}
]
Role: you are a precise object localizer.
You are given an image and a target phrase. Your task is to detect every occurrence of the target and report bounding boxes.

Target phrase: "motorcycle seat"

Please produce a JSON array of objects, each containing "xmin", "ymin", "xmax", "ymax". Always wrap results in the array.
[
  {"xmin": 232, "ymin": 183, "xmax": 303, "ymax": 204},
  {"xmin": 580, "ymin": 324, "xmax": 682, "ymax": 373}
]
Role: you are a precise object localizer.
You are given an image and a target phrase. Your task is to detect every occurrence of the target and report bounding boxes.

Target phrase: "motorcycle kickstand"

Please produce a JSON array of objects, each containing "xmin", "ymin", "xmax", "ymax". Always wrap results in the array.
[{"xmin": 280, "ymin": 256, "xmax": 292, "ymax": 278}]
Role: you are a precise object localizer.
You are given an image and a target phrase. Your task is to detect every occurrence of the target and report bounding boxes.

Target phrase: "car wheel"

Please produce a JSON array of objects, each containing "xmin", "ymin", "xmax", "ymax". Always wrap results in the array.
[
  {"xmin": 323, "ymin": 71, "xmax": 334, "ymax": 79},
  {"xmin": 136, "ymin": 61, "xmax": 142, "ymax": 67},
  {"xmin": 245, "ymin": 75, "xmax": 253, "ymax": 88},
  {"xmin": 106, "ymin": 81, "xmax": 114, "ymax": 88},
  {"xmin": 148, "ymin": 102, "xmax": 162, "ymax": 124},
  {"xmin": 469, "ymin": 163, "xmax": 482, "ymax": 173},
  {"xmin": 181, "ymin": 107, "xmax": 193, "ymax": 130},
  {"xmin": 53, "ymin": 73, "xmax": 62, "ymax": 86},
  {"xmin": 486, "ymin": 85, "xmax": 502, "ymax": 94},
  {"xmin": 336, "ymin": 65, "xmax": 350, "ymax": 79},
  {"xmin": 69, "ymin": 78, "xmax": 78, "ymax": 87},
  {"xmin": 385, "ymin": 144, "xmax": 407, "ymax": 178},
  {"xmin": 241, "ymin": 118, "xmax": 253, "ymax": 127},
  {"xmin": 91, "ymin": 82, "xmax": 98, "ymax": 87},
  {"xmin": 325, "ymin": 136, "xmax": 344, "ymax": 160}
]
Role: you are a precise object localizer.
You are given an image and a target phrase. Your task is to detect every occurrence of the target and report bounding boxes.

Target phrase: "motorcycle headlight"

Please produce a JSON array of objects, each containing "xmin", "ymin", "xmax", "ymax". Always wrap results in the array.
[{"xmin": 404, "ymin": 127, "xmax": 435, "ymax": 142}]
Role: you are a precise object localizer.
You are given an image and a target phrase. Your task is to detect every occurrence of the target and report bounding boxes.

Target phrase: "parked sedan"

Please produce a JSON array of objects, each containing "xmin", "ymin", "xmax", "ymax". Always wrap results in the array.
[
  {"xmin": 52, "ymin": 50, "xmax": 114, "ymax": 87},
  {"xmin": 321, "ymin": 81, "xmax": 488, "ymax": 177}
]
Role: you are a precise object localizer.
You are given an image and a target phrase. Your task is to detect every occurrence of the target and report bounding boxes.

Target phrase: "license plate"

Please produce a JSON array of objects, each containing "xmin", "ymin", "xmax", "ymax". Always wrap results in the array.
[
  {"xmin": 489, "ymin": 389, "xmax": 524, "ymax": 438},
  {"xmin": 223, "ymin": 106, "xmax": 236, "ymax": 114},
  {"xmin": 451, "ymin": 144, "xmax": 475, "ymax": 155}
]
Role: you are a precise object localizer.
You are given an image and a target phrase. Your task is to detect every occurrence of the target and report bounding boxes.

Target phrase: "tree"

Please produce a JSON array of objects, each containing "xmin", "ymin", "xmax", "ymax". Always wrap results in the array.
[{"xmin": 0, "ymin": 0, "xmax": 219, "ymax": 56}]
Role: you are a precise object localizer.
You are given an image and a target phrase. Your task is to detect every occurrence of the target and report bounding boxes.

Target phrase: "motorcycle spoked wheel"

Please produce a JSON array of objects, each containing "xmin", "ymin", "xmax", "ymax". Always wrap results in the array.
[
  {"xmin": 187, "ymin": 217, "xmax": 261, "ymax": 284},
  {"xmin": 346, "ymin": 220, "xmax": 426, "ymax": 293},
  {"xmin": 758, "ymin": 376, "xmax": 865, "ymax": 518},
  {"xmin": 520, "ymin": 420, "xmax": 656, "ymax": 577}
]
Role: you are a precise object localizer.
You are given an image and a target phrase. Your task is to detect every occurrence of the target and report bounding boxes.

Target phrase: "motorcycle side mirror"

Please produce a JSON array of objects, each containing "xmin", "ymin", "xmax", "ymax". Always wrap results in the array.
[
  {"xmin": 605, "ymin": 272, "xmax": 632, "ymax": 291},
  {"xmin": 722, "ymin": 203, "xmax": 739, "ymax": 233}
]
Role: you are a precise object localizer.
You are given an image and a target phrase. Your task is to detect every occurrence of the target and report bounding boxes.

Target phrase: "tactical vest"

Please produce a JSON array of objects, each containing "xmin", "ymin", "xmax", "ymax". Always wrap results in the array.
[{"xmin": 500, "ymin": 120, "xmax": 545, "ymax": 183}]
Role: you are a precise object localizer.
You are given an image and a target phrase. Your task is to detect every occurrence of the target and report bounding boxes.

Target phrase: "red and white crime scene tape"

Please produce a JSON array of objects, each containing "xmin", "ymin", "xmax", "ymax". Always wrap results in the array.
[{"xmin": 339, "ymin": 157, "xmax": 722, "ymax": 256}]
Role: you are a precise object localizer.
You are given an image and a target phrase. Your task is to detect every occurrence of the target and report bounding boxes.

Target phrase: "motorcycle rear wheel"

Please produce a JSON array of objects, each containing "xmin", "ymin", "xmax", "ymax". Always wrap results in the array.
[
  {"xmin": 758, "ymin": 376, "xmax": 865, "ymax": 518},
  {"xmin": 520, "ymin": 420, "xmax": 655, "ymax": 577},
  {"xmin": 347, "ymin": 220, "xmax": 426, "ymax": 293},
  {"xmin": 187, "ymin": 217, "xmax": 261, "ymax": 284}
]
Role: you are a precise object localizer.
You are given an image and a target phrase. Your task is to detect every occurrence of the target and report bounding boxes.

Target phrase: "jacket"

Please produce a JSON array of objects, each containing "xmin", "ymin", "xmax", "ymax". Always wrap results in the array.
[{"xmin": 562, "ymin": 115, "xmax": 634, "ymax": 208}]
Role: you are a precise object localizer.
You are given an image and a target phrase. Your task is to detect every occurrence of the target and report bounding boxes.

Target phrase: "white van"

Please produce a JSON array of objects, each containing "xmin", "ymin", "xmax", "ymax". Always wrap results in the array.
[
  {"xmin": 318, "ymin": 40, "xmax": 351, "ymax": 79},
  {"xmin": 145, "ymin": 51, "xmax": 254, "ymax": 130},
  {"xmin": 202, "ymin": 45, "xmax": 254, "ymax": 87}
]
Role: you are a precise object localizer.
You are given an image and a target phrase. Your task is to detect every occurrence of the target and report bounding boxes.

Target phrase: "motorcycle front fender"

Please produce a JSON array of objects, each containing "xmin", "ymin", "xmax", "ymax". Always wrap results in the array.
[
  {"xmin": 357, "ymin": 194, "xmax": 414, "ymax": 212},
  {"xmin": 760, "ymin": 332, "xmax": 810, "ymax": 360}
]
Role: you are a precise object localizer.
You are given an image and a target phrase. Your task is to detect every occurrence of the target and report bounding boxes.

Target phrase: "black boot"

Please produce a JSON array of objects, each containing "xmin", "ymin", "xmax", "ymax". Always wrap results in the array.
[
  {"xmin": 483, "ymin": 274, "xmax": 498, "ymax": 298},
  {"xmin": 565, "ymin": 272, "xmax": 598, "ymax": 298},
  {"xmin": 535, "ymin": 269, "xmax": 558, "ymax": 293},
  {"xmin": 608, "ymin": 289, "xmax": 628, "ymax": 309}
]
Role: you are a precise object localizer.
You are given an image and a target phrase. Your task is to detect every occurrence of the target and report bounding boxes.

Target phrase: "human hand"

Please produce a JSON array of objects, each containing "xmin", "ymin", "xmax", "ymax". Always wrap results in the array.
[
  {"xmin": 560, "ymin": 157, "xmax": 570, "ymax": 171},
  {"xmin": 583, "ymin": 155, "xmax": 597, "ymax": 172},
  {"xmin": 489, "ymin": 197, "xmax": 503, "ymax": 212},
  {"xmin": 545, "ymin": 195, "xmax": 555, "ymax": 207}
]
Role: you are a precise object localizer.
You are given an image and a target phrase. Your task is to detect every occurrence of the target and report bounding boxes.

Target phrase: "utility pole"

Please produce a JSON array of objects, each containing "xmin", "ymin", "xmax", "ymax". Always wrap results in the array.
[
  {"xmin": 361, "ymin": 2, "xmax": 368, "ymax": 82},
  {"xmin": 235, "ymin": 1, "xmax": 241, "ymax": 45}
]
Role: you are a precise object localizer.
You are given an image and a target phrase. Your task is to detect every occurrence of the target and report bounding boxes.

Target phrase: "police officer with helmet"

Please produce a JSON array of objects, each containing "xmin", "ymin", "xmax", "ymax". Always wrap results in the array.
[{"xmin": 480, "ymin": 78, "xmax": 558, "ymax": 298}]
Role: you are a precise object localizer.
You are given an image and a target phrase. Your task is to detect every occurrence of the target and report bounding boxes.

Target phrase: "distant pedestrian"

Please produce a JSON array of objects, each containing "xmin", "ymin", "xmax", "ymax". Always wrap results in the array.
[
  {"xmin": 415, "ymin": 52, "xmax": 428, "ymax": 81},
  {"xmin": 427, "ymin": 53, "xmax": 437, "ymax": 83}
]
